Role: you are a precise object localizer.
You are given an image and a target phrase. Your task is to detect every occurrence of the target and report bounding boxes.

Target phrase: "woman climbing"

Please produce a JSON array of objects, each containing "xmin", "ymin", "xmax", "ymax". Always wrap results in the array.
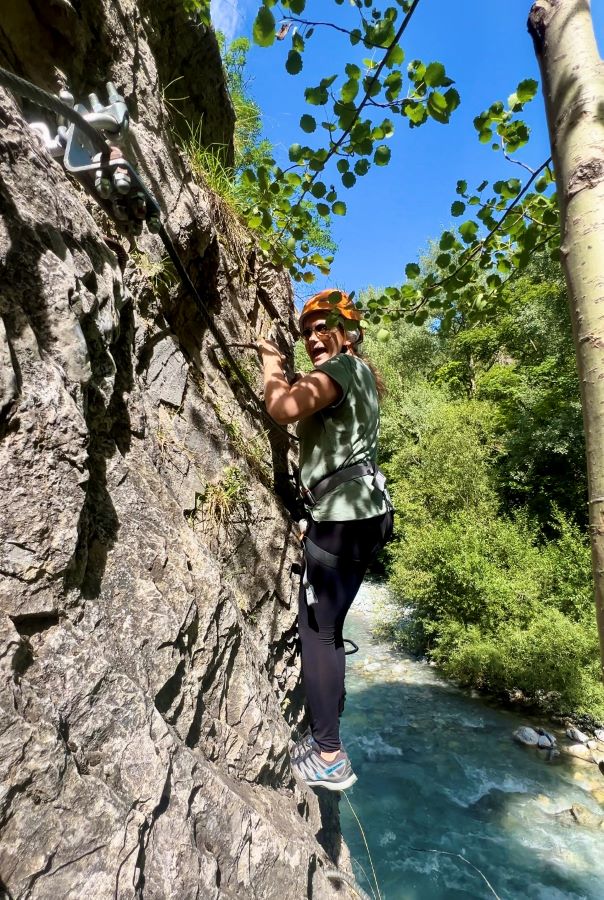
[{"xmin": 258, "ymin": 289, "xmax": 393, "ymax": 791}]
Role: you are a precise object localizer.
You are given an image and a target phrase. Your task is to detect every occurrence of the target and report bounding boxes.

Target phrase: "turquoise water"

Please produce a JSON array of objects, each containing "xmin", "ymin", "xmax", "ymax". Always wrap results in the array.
[{"xmin": 340, "ymin": 583, "xmax": 604, "ymax": 900}]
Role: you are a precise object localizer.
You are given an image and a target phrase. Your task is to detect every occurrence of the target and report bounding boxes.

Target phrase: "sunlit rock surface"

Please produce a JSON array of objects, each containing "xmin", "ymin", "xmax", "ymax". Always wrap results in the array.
[{"xmin": 0, "ymin": 2, "xmax": 355, "ymax": 896}]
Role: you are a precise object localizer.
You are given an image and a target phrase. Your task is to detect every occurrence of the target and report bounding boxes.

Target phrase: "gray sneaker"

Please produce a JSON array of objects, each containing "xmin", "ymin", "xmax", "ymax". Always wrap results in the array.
[
  {"xmin": 291, "ymin": 731, "xmax": 315, "ymax": 761},
  {"xmin": 290, "ymin": 732, "xmax": 347, "ymax": 762},
  {"xmin": 292, "ymin": 746, "xmax": 357, "ymax": 791}
]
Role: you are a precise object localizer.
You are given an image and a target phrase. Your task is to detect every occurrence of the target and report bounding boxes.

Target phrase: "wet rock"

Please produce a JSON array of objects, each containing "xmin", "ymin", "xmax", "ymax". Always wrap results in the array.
[
  {"xmin": 567, "ymin": 726, "xmax": 590, "ymax": 744},
  {"xmin": 562, "ymin": 743, "xmax": 594, "ymax": 762},
  {"xmin": 555, "ymin": 804, "xmax": 604, "ymax": 829},
  {"xmin": 513, "ymin": 726, "xmax": 540, "ymax": 746},
  {"xmin": 537, "ymin": 728, "xmax": 556, "ymax": 748},
  {"xmin": 591, "ymin": 788, "xmax": 604, "ymax": 806},
  {"xmin": 595, "ymin": 728, "xmax": 604, "ymax": 742}
]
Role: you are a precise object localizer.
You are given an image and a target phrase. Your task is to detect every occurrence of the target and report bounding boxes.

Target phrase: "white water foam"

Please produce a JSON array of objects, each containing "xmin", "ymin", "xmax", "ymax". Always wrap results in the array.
[
  {"xmin": 351, "ymin": 732, "xmax": 404, "ymax": 761},
  {"xmin": 445, "ymin": 762, "xmax": 532, "ymax": 807}
]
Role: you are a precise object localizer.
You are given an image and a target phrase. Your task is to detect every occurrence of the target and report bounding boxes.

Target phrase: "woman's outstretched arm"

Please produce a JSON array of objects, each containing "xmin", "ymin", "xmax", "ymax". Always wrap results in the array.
[{"xmin": 258, "ymin": 339, "xmax": 341, "ymax": 425}]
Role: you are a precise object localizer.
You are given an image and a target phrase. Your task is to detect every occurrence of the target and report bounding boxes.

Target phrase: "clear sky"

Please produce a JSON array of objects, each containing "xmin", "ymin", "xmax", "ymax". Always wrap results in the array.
[{"xmin": 210, "ymin": 1, "xmax": 604, "ymax": 302}]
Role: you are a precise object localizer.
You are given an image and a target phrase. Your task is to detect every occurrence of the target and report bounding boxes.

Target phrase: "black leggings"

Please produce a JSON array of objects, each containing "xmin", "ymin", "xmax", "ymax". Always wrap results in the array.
[{"xmin": 297, "ymin": 511, "xmax": 393, "ymax": 752}]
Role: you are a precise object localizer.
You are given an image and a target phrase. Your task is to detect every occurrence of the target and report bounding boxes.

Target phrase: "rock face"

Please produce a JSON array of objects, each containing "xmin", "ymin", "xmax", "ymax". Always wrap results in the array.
[{"xmin": 0, "ymin": 3, "xmax": 355, "ymax": 897}]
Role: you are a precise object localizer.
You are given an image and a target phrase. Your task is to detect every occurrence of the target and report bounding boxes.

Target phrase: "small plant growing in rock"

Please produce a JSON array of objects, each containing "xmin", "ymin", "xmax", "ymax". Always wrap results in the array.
[{"xmin": 198, "ymin": 465, "xmax": 249, "ymax": 531}]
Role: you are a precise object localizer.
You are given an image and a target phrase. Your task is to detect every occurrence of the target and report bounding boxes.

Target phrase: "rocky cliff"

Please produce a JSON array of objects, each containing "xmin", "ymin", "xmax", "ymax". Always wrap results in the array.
[{"xmin": 0, "ymin": 2, "xmax": 355, "ymax": 897}]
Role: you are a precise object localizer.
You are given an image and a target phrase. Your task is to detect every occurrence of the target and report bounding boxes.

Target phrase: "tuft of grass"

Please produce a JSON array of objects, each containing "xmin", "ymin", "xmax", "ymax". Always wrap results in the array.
[
  {"xmin": 197, "ymin": 465, "xmax": 249, "ymax": 531},
  {"xmin": 131, "ymin": 250, "xmax": 177, "ymax": 295}
]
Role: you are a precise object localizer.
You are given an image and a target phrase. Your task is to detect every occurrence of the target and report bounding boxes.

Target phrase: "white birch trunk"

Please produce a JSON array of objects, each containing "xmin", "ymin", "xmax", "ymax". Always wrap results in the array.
[{"xmin": 528, "ymin": 0, "xmax": 604, "ymax": 680}]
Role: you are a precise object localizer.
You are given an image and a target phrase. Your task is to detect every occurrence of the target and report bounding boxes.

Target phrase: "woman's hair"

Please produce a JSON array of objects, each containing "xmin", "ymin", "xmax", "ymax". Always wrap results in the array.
[{"xmin": 342, "ymin": 329, "xmax": 387, "ymax": 402}]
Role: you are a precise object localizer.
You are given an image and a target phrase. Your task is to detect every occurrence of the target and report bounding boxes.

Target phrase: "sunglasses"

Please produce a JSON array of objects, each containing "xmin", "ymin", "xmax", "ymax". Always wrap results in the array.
[{"xmin": 301, "ymin": 322, "xmax": 333, "ymax": 340}]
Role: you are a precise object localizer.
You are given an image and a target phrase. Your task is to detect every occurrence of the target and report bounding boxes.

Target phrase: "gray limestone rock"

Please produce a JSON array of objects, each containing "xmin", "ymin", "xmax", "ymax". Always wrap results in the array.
[{"xmin": 0, "ymin": 3, "xmax": 355, "ymax": 898}]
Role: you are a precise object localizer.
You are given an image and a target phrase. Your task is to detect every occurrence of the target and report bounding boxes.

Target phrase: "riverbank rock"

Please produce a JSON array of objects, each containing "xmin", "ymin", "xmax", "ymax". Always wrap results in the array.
[
  {"xmin": 513, "ymin": 726, "xmax": 540, "ymax": 746},
  {"xmin": 562, "ymin": 743, "xmax": 599, "ymax": 762},
  {"xmin": 555, "ymin": 804, "xmax": 604, "ymax": 829},
  {"xmin": 567, "ymin": 726, "xmax": 590, "ymax": 744}
]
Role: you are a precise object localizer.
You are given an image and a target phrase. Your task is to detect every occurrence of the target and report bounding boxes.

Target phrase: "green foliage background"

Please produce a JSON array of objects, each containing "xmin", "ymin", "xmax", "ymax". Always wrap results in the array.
[{"xmin": 364, "ymin": 254, "xmax": 604, "ymax": 721}]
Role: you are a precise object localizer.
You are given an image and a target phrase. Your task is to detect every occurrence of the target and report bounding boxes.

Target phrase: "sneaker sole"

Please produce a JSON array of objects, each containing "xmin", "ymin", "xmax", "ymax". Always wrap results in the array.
[{"xmin": 305, "ymin": 772, "xmax": 357, "ymax": 791}]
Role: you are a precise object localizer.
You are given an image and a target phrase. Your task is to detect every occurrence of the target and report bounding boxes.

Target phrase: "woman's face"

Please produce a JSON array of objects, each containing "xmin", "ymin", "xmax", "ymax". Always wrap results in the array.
[{"xmin": 301, "ymin": 311, "xmax": 347, "ymax": 367}]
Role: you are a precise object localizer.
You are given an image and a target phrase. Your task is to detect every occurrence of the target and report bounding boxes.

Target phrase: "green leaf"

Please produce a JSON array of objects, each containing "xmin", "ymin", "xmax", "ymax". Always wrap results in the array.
[
  {"xmin": 516, "ymin": 78, "xmax": 538, "ymax": 104},
  {"xmin": 341, "ymin": 172, "xmax": 356, "ymax": 188},
  {"xmin": 289, "ymin": 0, "xmax": 306, "ymax": 13},
  {"xmin": 405, "ymin": 262, "xmax": 420, "ymax": 279},
  {"xmin": 341, "ymin": 79, "xmax": 359, "ymax": 103},
  {"xmin": 300, "ymin": 114, "xmax": 316, "ymax": 133},
  {"xmin": 354, "ymin": 159, "xmax": 370, "ymax": 176},
  {"xmin": 337, "ymin": 159, "xmax": 350, "ymax": 173},
  {"xmin": 384, "ymin": 71, "xmax": 402, "ymax": 101},
  {"xmin": 459, "ymin": 220, "xmax": 479, "ymax": 243},
  {"xmin": 285, "ymin": 50, "xmax": 303, "ymax": 75},
  {"xmin": 424, "ymin": 61, "xmax": 446, "ymax": 87},
  {"xmin": 386, "ymin": 45, "xmax": 404, "ymax": 68},
  {"xmin": 374, "ymin": 145, "xmax": 391, "ymax": 166},
  {"xmin": 403, "ymin": 101, "xmax": 427, "ymax": 126},
  {"xmin": 316, "ymin": 202, "xmax": 330, "ymax": 217},
  {"xmin": 456, "ymin": 180, "xmax": 468, "ymax": 196},
  {"xmin": 427, "ymin": 91, "xmax": 449, "ymax": 123},
  {"xmin": 252, "ymin": 7, "xmax": 275, "ymax": 47},
  {"xmin": 345, "ymin": 63, "xmax": 361, "ymax": 80},
  {"xmin": 436, "ymin": 253, "xmax": 451, "ymax": 268},
  {"xmin": 305, "ymin": 85, "xmax": 327, "ymax": 105},
  {"xmin": 376, "ymin": 328, "xmax": 390, "ymax": 342},
  {"xmin": 288, "ymin": 143, "xmax": 303, "ymax": 162},
  {"xmin": 451, "ymin": 201, "xmax": 465, "ymax": 217},
  {"xmin": 444, "ymin": 87, "xmax": 460, "ymax": 113},
  {"xmin": 439, "ymin": 231, "xmax": 456, "ymax": 250},
  {"xmin": 332, "ymin": 201, "xmax": 347, "ymax": 215},
  {"xmin": 311, "ymin": 181, "xmax": 326, "ymax": 198}
]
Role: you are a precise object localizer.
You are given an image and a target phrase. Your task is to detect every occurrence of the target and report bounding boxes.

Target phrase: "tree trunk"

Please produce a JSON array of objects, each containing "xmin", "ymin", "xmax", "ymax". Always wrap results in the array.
[{"xmin": 528, "ymin": 0, "xmax": 604, "ymax": 681}]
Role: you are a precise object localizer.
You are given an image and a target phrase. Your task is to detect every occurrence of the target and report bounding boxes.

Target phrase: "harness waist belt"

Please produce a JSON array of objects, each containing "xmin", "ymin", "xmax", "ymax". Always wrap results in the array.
[{"xmin": 301, "ymin": 462, "xmax": 375, "ymax": 507}]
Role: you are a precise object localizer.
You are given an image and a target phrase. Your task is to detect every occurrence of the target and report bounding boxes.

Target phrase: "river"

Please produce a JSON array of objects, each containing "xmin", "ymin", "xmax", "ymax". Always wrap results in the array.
[{"xmin": 339, "ymin": 582, "xmax": 604, "ymax": 900}]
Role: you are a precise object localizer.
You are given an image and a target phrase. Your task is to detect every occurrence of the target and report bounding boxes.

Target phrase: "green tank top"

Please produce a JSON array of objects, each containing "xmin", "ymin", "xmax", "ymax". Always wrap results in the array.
[{"xmin": 297, "ymin": 353, "xmax": 387, "ymax": 522}]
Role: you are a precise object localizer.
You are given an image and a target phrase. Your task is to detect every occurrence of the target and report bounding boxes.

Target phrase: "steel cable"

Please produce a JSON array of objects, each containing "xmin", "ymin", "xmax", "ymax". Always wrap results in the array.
[
  {"xmin": 0, "ymin": 65, "xmax": 108, "ymax": 153},
  {"xmin": 0, "ymin": 64, "xmax": 295, "ymax": 444}
]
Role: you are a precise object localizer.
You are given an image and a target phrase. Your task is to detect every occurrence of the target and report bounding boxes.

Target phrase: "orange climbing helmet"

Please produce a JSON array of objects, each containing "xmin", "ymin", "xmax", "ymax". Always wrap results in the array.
[{"xmin": 298, "ymin": 289, "xmax": 362, "ymax": 333}]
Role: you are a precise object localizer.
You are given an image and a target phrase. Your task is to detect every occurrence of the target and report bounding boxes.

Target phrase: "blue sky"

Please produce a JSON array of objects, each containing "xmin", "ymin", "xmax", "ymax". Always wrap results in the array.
[{"xmin": 211, "ymin": 1, "xmax": 604, "ymax": 302}]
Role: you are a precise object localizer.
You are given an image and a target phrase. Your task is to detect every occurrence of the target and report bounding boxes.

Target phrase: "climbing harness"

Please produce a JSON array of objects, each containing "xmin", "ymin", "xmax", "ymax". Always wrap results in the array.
[
  {"xmin": 301, "ymin": 461, "xmax": 386, "ymax": 509},
  {"xmin": 0, "ymin": 65, "xmax": 296, "ymax": 443},
  {"xmin": 299, "ymin": 462, "xmax": 393, "ymax": 609}
]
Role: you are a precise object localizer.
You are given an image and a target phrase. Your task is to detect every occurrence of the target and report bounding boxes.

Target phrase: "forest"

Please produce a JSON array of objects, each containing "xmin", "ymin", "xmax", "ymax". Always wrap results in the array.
[{"xmin": 366, "ymin": 258, "xmax": 604, "ymax": 721}]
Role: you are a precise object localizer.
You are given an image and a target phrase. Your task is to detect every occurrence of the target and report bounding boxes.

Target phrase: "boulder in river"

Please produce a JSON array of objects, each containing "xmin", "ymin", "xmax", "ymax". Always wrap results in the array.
[
  {"xmin": 513, "ymin": 726, "xmax": 540, "ymax": 746},
  {"xmin": 555, "ymin": 804, "xmax": 604, "ymax": 829},
  {"xmin": 562, "ymin": 743, "xmax": 594, "ymax": 762},
  {"xmin": 537, "ymin": 728, "xmax": 556, "ymax": 748},
  {"xmin": 566, "ymin": 726, "xmax": 590, "ymax": 744}
]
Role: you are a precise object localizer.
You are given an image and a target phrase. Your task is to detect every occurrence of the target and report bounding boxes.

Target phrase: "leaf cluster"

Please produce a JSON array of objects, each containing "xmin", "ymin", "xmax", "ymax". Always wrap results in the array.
[
  {"xmin": 251, "ymin": 0, "xmax": 459, "ymax": 282},
  {"xmin": 183, "ymin": 34, "xmax": 335, "ymax": 276}
]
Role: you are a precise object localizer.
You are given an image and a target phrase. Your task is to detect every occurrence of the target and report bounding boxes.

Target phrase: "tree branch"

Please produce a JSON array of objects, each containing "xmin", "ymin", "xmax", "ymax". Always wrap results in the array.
[
  {"xmin": 282, "ymin": 17, "xmax": 390, "ymax": 50},
  {"xmin": 424, "ymin": 156, "xmax": 553, "ymax": 296},
  {"xmin": 279, "ymin": 0, "xmax": 423, "ymax": 235}
]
